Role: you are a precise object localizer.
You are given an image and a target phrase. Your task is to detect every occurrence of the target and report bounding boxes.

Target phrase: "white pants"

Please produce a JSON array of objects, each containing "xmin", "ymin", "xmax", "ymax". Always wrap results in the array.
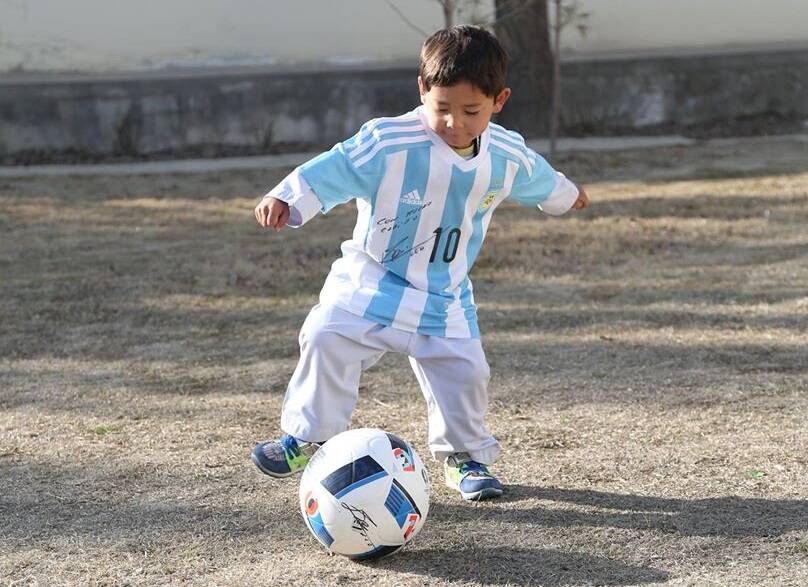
[{"xmin": 280, "ymin": 304, "xmax": 501, "ymax": 464}]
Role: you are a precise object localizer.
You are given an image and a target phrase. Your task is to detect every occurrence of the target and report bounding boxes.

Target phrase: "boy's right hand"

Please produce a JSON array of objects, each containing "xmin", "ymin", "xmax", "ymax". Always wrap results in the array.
[{"xmin": 255, "ymin": 197, "xmax": 290, "ymax": 231}]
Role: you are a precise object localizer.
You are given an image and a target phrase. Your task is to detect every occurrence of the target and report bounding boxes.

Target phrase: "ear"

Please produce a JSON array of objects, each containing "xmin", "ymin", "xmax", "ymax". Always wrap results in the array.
[
  {"xmin": 417, "ymin": 76, "xmax": 427, "ymax": 103},
  {"xmin": 492, "ymin": 88, "xmax": 511, "ymax": 113}
]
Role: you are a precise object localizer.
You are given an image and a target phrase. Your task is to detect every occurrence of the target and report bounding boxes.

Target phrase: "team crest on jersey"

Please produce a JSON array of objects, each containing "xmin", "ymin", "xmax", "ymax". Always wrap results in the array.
[
  {"xmin": 400, "ymin": 189, "xmax": 423, "ymax": 205},
  {"xmin": 479, "ymin": 190, "xmax": 500, "ymax": 212}
]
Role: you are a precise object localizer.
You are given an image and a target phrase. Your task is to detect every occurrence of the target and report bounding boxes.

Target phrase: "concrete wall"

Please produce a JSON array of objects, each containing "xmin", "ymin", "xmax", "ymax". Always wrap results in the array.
[
  {"xmin": 561, "ymin": 48, "xmax": 808, "ymax": 133},
  {"xmin": 2, "ymin": 0, "xmax": 807, "ymax": 73},
  {"xmin": 2, "ymin": 48, "xmax": 806, "ymax": 164},
  {"xmin": 0, "ymin": 65, "xmax": 417, "ymax": 162}
]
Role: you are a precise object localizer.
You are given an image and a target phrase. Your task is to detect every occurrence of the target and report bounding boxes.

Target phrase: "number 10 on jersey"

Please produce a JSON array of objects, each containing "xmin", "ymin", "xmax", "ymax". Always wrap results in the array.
[{"xmin": 429, "ymin": 227, "xmax": 461, "ymax": 263}]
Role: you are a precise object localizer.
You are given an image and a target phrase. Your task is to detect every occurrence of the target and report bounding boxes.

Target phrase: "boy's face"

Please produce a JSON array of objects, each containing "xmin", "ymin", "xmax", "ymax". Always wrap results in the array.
[{"xmin": 418, "ymin": 77, "xmax": 511, "ymax": 149}]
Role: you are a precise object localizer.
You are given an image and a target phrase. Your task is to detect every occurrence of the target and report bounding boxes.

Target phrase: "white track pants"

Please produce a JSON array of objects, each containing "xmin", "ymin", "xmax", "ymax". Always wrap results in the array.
[{"xmin": 280, "ymin": 304, "xmax": 500, "ymax": 464}]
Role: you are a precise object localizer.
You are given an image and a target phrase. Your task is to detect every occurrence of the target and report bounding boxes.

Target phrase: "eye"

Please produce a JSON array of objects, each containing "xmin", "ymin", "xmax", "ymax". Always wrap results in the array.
[
  {"xmin": 465, "ymin": 111, "xmax": 480, "ymax": 116},
  {"xmin": 438, "ymin": 108, "xmax": 450, "ymax": 114}
]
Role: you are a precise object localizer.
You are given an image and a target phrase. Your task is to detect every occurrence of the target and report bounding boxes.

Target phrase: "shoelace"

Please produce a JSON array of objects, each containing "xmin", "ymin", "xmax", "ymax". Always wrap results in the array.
[
  {"xmin": 459, "ymin": 460, "xmax": 491, "ymax": 477},
  {"xmin": 281, "ymin": 434, "xmax": 301, "ymax": 458}
]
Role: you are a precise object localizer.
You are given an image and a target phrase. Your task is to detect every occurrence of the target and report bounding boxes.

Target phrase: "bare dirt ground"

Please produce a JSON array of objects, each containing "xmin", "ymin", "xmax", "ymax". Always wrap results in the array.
[{"xmin": 1, "ymin": 136, "xmax": 807, "ymax": 586}]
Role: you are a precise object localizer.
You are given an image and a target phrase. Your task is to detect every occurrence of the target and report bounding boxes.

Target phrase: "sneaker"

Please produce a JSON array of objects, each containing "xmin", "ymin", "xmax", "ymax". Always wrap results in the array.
[
  {"xmin": 444, "ymin": 453, "xmax": 504, "ymax": 501},
  {"xmin": 251, "ymin": 434, "xmax": 320, "ymax": 478}
]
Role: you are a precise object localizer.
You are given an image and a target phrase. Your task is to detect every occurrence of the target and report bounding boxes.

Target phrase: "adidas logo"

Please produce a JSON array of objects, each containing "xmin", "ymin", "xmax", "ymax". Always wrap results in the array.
[{"xmin": 400, "ymin": 189, "xmax": 422, "ymax": 205}]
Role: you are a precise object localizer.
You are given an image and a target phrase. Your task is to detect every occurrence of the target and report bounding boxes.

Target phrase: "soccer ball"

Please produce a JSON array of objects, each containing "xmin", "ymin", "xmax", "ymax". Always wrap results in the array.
[{"xmin": 299, "ymin": 428, "xmax": 430, "ymax": 560}]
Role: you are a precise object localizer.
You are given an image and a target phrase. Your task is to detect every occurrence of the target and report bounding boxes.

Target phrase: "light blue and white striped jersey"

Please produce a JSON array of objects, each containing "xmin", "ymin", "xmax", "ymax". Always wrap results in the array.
[{"xmin": 264, "ymin": 106, "xmax": 578, "ymax": 338}]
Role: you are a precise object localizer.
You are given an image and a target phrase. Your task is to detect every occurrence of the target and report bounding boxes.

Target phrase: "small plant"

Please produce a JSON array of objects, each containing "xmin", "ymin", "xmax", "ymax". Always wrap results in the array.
[
  {"xmin": 792, "ymin": 537, "xmax": 808, "ymax": 554},
  {"xmin": 89, "ymin": 424, "xmax": 121, "ymax": 436},
  {"xmin": 744, "ymin": 469, "xmax": 767, "ymax": 479}
]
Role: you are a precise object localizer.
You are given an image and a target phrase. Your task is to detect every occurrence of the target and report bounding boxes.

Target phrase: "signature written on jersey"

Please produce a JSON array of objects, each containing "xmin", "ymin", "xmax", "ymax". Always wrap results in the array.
[
  {"xmin": 381, "ymin": 234, "xmax": 438, "ymax": 263},
  {"xmin": 376, "ymin": 201, "xmax": 432, "ymax": 234},
  {"xmin": 380, "ymin": 224, "xmax": 464, "ymax": 265}
]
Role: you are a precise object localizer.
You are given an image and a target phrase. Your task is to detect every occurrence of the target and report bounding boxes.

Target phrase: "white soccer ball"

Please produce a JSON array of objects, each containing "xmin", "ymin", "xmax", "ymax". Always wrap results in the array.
[{"xmin": 299, "ymin": 428, "xmax": 430, "ymax": 560}]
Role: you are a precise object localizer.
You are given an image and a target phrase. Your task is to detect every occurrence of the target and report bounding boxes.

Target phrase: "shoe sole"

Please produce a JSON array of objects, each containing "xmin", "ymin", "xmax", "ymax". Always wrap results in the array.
[
  {"xmin": 461, "ymin": 487, "xmax": 504, "ymax": 501},
  {"xmin": 445, "ymin": 480, "xmax": 504, "ymax": 501},
  {"xmin": 251, "ymin": 451, "xmax": 302, "ymax": 478}
]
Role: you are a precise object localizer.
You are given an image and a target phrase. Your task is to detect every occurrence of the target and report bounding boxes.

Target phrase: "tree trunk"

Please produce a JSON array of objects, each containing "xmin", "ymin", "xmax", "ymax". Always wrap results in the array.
[
  {"xmin": 441, "ymin": 1, "xmax": 454, "ymax": 27},
  {"xmin": 493, "ymin": 0, "xmax": 553, "ymax": 138},
  {"xmin": 550, "ymin": 0, "xmax": 562, "ymax": 159}
]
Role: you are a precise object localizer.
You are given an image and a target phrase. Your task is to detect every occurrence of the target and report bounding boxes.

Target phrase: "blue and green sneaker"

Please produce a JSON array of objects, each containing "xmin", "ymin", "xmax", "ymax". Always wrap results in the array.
[
  {"xmin": 251, "ymin": 434, "xmax": 320, "ymax": 478},
  {"xmin": 444, "ymin": 453, "xmax": 504, "ymax": 500}
]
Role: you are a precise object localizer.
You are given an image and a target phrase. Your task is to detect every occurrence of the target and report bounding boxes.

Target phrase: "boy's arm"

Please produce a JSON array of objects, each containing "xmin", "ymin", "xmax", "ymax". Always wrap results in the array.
[
  {"xmin": 256, "ymin": 127, "xmax": 382, "ymax": 230},
  {"xmin": 537, "ymin": 170, "xmax": 581, "ymax": 215},
  {"xmin": 508, "ymin": 151, "xmax": 588, "ymax": 215},
  {"xmin": 257, "ymin": 171, "xmax": 321, "ymax": 229}
]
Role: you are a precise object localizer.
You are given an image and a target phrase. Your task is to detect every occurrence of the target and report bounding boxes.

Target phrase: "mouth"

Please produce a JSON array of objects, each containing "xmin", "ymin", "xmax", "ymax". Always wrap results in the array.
[{"xmin": 444, "ymin": 133, "xmax": 470, "ymax": 148}]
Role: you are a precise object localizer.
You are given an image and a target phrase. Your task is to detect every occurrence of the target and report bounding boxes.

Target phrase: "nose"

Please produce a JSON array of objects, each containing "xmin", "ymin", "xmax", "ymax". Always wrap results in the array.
[{"xmin": 445, "ymin": 114, "xmax": 462, "ymax": 130}]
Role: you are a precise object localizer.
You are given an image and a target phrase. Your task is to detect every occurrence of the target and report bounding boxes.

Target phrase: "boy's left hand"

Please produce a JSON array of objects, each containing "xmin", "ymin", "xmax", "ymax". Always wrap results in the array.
[{"xmin": 572, "ymin": 185, "xmax": 589, "ymax": 210}]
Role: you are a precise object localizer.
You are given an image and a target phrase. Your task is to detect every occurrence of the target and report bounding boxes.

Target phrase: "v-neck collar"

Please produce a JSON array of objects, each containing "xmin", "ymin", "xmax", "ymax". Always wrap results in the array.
[{"xmin": 416, "ymin": 106, "xmax": 490, "ymax": 172}]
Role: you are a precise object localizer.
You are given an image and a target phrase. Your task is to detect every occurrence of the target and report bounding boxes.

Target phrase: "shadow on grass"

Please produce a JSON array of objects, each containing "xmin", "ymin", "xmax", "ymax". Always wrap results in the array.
[
  {"xmin": 445, "ymin": 485, "xmax": 808, "ymax": 538},
  {"xmin": 0, "ymin": 461, "xmax": 672, "ymax": 587},
  {"xmin": 369, "ymin": 546, "xmax": 670, "ymax": 586},
  {"xmin": 0, "ymin": 460, "xmax": 307, "ymax": 556}
]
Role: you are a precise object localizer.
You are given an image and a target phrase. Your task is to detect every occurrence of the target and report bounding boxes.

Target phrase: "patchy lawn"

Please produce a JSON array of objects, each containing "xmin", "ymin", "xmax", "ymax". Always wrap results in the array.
[{"xmin": 1, "ymin": 136, "xmax": 807, "ymax": 586}]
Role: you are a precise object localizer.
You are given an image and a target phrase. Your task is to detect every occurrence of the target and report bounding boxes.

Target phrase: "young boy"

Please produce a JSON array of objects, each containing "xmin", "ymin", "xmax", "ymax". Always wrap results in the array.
[{"xmin": 252, "ymin": 25, "xmax": 589, "ymax": 501}]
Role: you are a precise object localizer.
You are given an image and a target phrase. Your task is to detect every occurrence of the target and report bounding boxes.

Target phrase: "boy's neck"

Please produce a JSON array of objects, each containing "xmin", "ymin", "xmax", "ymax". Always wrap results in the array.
[{"xmin": 449, "ymin": 136, "xmax": 480, "ymax": 158}]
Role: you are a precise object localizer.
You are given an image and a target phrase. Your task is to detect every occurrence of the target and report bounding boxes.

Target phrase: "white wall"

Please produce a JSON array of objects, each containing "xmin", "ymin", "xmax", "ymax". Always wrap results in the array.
[
  {"xmin": 1, "ymin": 0, "xmax": 807, "ymax": 73},
  {"xmin": 0, "ymin": 0, "xmax": 450, "ymax": 72},
  {"xmin": 560, "ymin": 0, "xmax": 808, "ymax": 55}
]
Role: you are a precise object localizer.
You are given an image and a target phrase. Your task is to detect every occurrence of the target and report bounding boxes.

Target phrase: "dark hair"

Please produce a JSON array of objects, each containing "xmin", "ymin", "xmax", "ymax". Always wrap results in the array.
[{"xmin": 419, "ymin": 25, "xmax": 509, "ymax": 98}]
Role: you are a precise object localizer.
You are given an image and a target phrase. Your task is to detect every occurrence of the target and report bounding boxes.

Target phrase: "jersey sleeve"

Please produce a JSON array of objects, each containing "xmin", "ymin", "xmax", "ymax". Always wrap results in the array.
[
  {"xmin": 260, "ymin": 123, "xmax": 384, "ymax": 228},
  {"xmin": 508, "ymin": 151, "xmax": 579, "ymax": 216}
]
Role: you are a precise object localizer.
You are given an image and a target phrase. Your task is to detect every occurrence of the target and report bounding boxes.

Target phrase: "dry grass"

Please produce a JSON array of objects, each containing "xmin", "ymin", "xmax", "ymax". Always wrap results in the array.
[{"xmin": 1, "ymin": 136, "xmax": 807, "ymax": 586}]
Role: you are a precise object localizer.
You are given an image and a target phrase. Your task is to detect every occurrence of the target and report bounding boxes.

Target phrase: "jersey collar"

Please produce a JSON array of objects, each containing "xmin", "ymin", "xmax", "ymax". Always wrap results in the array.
[{"xmin": 415, "ymin": 106, "xmax": 490, "ymax": 171}]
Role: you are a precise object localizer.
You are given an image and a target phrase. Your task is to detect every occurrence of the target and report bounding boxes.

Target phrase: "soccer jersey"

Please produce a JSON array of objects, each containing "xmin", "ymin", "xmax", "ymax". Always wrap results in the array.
[{"xmin": 264, "ymin": 106, "xmax": 578, "ymax": 338}]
